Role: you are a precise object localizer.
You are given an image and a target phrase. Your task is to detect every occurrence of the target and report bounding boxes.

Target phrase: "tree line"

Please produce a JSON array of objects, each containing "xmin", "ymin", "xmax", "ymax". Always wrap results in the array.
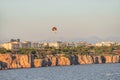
[{"xmin": 0, "ymin": 45, "xmax": 120, "ymax": 58}]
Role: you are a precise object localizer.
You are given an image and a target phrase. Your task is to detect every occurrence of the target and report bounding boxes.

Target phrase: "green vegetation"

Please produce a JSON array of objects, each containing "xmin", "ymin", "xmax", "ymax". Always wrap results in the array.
[
  {"xmin": 0, "ymin": 48, "xmax": 7, "ymax": 53},
  {"xmin": 0, "ymin": 46, "xmax": 120, "ymax": 57},
  {"xmin": 18, "ymin": 48, "xmax": 36, "ymax": 54}
]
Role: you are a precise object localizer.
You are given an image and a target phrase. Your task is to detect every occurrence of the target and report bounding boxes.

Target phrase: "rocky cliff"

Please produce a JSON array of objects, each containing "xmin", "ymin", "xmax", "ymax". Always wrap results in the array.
[
  {"xmin": 0, "ymin": 54, "xmax": 30, "ymax": 70},
  {"xmin": 0, "ymin": 54, "xmax": 120, "ymax": 70}
]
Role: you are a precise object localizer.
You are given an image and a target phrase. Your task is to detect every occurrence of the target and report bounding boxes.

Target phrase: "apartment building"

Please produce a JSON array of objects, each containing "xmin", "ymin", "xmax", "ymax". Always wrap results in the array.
[
  {"xmin": 95, "ymin": 41, "xmax": 114, "ymax": 47},
  {"xmin": 0, "ymin": 42, "xmax": 20, "ymax": 50},
  {"xmin": 21, "ymin": 41, "xmax": 31, "ymax": 48},
  {"xmin": 48, "ymin": 41, "xmax": 63, "ymax": 49},
  {"xmin": 0, "ymin": 39, "xmax": 32, "ymax": 50}
]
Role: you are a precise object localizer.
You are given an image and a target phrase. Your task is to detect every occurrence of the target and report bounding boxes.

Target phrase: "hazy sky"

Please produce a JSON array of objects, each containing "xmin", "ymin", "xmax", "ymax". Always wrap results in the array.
[{"xmin": 0, "ymin": 0, "xmax": 120, "ymax": 43}]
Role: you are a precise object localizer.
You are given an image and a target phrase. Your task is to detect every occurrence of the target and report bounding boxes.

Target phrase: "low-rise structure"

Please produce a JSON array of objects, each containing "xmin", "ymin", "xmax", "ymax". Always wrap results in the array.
[
  {"xmin": 0, "ymin": 39, "xmax": 31, "ymax": 50},
  {"xmin": 1, "ymin": 39, "xmax": 119, "ymax": 50},
  {"xmin": 0, "ymin": 42, "xmax": 20, "ymax": 50},
  {"xmin": 95, "ymin": 41, "xmax": 114, "ymax": 47},
  {"xmin": 48, "ymin": 41, "xmax": 63, "ymax": 49},
  {"xmin": 21, "ymin": 41, "xmax": 31, "ymax": 48}
]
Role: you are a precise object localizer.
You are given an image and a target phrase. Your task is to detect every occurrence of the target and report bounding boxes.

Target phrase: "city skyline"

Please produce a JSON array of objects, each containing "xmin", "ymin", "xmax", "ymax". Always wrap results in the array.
[{"xmin": 0, "ymin": 0, "xmax": 120, "ymax": 43}]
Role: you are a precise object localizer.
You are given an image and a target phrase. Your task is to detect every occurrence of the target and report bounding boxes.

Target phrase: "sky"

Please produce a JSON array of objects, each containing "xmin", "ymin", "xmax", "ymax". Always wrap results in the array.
[{"xmin": 0, "ymin": 0, "xmax": 120, "ymax": 43}]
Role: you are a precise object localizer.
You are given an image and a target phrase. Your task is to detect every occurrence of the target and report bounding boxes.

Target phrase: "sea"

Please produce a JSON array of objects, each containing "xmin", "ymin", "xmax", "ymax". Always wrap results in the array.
[{"xmin": 0, "ymin": 63, "xmax": 120, "ymax": 80}]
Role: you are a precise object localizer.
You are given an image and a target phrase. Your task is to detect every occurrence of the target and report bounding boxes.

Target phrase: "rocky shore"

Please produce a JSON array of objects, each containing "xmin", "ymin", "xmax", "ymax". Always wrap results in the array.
[{"xmin": 0, "ymin": 54, "xmax": 120, "ymax": 70}]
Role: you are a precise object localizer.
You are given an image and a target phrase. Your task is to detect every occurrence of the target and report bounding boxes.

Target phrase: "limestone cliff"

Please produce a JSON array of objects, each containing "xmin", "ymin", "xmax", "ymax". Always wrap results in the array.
[
  {"xmin": 0, "ymin": 54, "xmax": 120, "ymax": 70},
  {"xmin": 34, "ymin": 54, "xmax": 120, "ymax": 68},
  {"xmin": 0, "ymin": 54, "xmax": 30, "ymax": 69}
]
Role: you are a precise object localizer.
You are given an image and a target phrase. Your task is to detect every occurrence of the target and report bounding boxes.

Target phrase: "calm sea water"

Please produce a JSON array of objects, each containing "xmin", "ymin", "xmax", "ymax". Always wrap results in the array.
[{"xmin": 0, "ymin": 63, "xmax": 120, "ymax": 80}]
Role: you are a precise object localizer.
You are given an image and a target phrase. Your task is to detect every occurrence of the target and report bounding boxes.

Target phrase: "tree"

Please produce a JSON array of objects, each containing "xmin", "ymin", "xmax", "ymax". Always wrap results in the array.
[{"xmin": 0, "ymin": 48, "xmax": 7, "ymax": 53}]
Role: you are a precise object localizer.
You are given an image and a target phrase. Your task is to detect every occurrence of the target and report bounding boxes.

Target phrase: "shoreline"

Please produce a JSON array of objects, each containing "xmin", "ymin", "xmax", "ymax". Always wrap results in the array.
[
  {"xmin": 1, "ymin": 63, "xmax": 120, "ymax": 71},
  {"xmin": 0, "ymin": 54, "xmax": 120, "ymax": 70}
]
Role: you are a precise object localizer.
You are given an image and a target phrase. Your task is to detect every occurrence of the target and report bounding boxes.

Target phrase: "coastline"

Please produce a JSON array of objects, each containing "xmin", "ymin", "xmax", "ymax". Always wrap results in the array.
[{"xmin": 0, "ymin": 54, "xmax": 120, "ymax": 70}]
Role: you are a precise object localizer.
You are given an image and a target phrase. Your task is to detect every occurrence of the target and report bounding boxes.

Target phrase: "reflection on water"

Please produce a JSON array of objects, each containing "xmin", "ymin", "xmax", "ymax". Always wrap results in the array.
[{"xmin": 0, "ymin": 63, "xmax": 120, "ymax": 80}]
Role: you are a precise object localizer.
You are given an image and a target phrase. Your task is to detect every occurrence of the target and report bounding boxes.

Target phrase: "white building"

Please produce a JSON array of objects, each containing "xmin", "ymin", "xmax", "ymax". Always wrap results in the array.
[
  {"xmin": 21, "ymin": 41, "xmax": 31, "ymax": 48},
  {"xmin": 48, "ymin": 41, "xmax": 63, "ymax": 49},
  {"xmin": 0, "ymin": 42, "xmax": 20, "ymax": 50},
  {"xmin": 95, "ymin": 41, "xmax": 114, "ymax": 47}
]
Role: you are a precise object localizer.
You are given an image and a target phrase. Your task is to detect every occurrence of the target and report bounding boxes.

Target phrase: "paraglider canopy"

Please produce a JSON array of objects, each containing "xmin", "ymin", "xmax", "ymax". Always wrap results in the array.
[{"xmin": 52, "ymin": 27, "xmax": 57, "ymax": 32}]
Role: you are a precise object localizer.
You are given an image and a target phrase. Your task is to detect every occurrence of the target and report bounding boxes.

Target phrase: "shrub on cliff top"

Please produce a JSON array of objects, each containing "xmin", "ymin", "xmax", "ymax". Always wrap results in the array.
[
  {"xmin": 18, "ymin": 48, "xmax": 36, "ymax": 54},
  {"xmin": 0, "ymin": 48, "xmax": 7, "ymax": 54}
]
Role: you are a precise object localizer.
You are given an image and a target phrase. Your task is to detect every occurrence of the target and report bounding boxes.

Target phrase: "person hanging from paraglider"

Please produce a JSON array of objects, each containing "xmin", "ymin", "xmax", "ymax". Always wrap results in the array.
[
  {"xmin": 52, "ymin": 26, "xmax": 57, "ymax": 34},
  {"xmin": 51, "ymin": 26, "xmax": 58, "ymax": 42}
]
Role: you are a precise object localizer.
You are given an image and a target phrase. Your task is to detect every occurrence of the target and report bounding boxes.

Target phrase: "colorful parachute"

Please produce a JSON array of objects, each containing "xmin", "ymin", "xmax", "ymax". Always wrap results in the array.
[{"xmin": 52, "ymin": 27, "xmax": 57, "ymax": 32}]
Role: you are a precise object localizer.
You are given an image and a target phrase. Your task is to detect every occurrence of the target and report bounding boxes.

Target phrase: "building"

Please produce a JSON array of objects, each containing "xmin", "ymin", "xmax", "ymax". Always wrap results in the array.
[
  {"xmin": 31, "ymin": 42, "xmax": 42, "ymax": 48},
  {"xmin": 95, "ymin": 41, "xmax": 114, "ymax": 47},
  {"xmin": 115, "ymin": 42, "xmax": 120, "ymax": 46},
  {"xmin": 0, "ymin": 39, "xmax": 32, "ymax": 50},
  {"xmin": 21, "ymin": 41, "xmax": 31, "ymax": 48},
  {"xmin": 0, "ymin": 42, "xmax": 20, "ymax": 50},
  {"xmin": 62, "ymin": 42, "xmax": 92, "ymax": 47},
  {"xmin": 64, "ymin": 42, "xmax": 75, "ymax": 47},
  {"xmin": 48, "ymin": 41, "xmax": 63, "ymax": 49}
]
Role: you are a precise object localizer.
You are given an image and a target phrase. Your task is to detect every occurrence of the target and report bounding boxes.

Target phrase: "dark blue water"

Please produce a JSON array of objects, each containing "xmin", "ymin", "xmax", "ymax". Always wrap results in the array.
[{"xmin": 0, "ymin": 63, "xmax": 120, "ymax": 80}]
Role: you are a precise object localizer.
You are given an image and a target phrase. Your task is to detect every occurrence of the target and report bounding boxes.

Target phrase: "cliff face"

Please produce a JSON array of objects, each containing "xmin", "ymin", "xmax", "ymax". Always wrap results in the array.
[
  {"xmin": 34, "ymin": 55, "xmax": 120, "ymax": 68},
  {"xmin": 0, "ymin": 54, "xmax": 30, "ymax": 69},
  {"xmin": 0, "ymin": 54, "xmax": 120, "ymax": 70}
]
